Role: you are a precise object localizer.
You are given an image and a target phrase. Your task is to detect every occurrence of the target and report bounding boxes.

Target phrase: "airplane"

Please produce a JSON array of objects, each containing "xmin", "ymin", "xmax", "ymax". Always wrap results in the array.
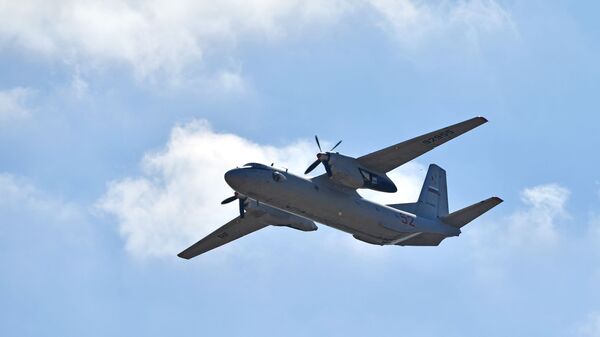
[{"xmin": 178, "ymin": 116, "xmax": 502, "ymax": 259}]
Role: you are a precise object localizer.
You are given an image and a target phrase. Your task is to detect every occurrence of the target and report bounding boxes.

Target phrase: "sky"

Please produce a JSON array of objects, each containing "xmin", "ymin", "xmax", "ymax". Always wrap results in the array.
[{"xmin": 1, "ymin": 0, "xmax": 600, "ymax": 336}]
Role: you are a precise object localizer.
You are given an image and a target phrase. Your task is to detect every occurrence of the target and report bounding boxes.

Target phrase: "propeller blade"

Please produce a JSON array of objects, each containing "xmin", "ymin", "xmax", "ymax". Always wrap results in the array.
[
  {"xmin": 304, "ymin": 159, "xmax": 321, "ymax": 174},
  {"xmin": 221, "ymin": 195, "xmax": 238, "ymax": 204},
  {"xmin": 238, "ymin": 198, "xmax": 245, "ymax": 218},
  {"xmin": 330, "ymin": 140, "xmax": 342, "ymax": 152},
  {"xmin": 314, "ymin": 135, "xmax": 322, "ymax": 152}
]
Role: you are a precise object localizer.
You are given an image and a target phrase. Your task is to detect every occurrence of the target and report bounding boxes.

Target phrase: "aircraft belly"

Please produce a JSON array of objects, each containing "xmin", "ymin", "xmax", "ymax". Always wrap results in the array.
[{"xmin": 246, "ymin": 174, "xmax": 414, "ymax": 242}]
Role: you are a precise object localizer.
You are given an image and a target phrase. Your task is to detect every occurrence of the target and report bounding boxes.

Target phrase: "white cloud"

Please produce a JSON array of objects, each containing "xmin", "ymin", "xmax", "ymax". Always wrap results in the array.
[
  {"xmin": 578, "ymin": 312, "xmax": 600, "ymax": 337},
  {"xmin": 0, "ymin": 0, "xmax": 349, "ymax": 84},
  {"xmin": 0, "ymin": 87, "xmax": 33, "ymax": 123},
  {"xmin": 97, "ymin": 120, "xmax": 314, "ymax": 258},
  {"xmin": 0, "ymin": 0, "xmax": 514, "ymax": 86},
  {"xmin": 467, "ymin": 183, "xmax": 571, "ymax": 282},
  {"xmin": 0, "ymin": 173, "xmax": 85, "ymax": 230},
  {"xmin": 97, "ymin": 119, "xmax": 423, "ymax": 259},
  {"xmin": 367, "ymin": 0, "xmax": 516, "ymax": 52},
  {"xmin": 505, "ymin": 184, "xmax": 570, "ymax": 249}
]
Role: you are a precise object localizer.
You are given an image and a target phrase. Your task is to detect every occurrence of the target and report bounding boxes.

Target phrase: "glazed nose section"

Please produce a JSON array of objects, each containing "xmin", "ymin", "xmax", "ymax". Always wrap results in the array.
[{"xmin": 224, "ymin": 168, "xmax": 246, "ymax": 189}]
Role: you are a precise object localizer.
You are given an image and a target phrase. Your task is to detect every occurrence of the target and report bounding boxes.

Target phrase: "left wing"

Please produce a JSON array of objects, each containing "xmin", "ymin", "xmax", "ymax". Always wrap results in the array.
[
  {"xmin": 357, "ymin": 116, "xmax": 487, "ymax": 173},
  {"xmin": 178, "ymin": 199, "xmax": 317, "ymax": 259},
  {"xmin": 177, "ymin": 216, "xmax": 268, "ymax": 259}
]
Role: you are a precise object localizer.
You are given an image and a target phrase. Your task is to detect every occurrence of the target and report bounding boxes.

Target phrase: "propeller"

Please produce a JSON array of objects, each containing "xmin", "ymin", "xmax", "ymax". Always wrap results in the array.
[
  {"xmin": 221, "ymin": 192, "xmax": 247, "ymax": 218},
  {"xmin": 304, "ymin": 135, "xmax": 342, "ymax": 176}
]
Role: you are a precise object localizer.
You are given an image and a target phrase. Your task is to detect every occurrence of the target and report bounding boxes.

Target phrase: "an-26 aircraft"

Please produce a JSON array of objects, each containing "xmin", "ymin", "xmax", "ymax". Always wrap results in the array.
[{"xmin": 178, "ymin": 117, "xmax": 502, "ymax": 259}]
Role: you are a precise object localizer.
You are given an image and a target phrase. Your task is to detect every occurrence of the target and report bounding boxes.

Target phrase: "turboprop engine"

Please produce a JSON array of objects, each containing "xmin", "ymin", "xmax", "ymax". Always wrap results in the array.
[
  {"xmin": 326, "ymin": 153, "xmax": 397, "ymax": 192},
  {"xmin": 303, "ymin": 136, "xmax": 397, "ymax": 193}
]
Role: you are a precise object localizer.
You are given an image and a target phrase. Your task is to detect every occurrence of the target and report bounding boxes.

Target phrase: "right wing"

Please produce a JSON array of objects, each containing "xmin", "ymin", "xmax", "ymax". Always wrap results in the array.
[
  {"xmin": 357, "ymin": 117, "xmax": 487, "ymax": 173},
  {"xmin": 177, "ymin": 216, "xmax": 268, "ymax": 259}
]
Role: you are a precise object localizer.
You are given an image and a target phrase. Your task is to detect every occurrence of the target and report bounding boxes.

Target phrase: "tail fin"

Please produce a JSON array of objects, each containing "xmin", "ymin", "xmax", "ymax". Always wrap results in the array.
[
  {"xmin": 417, "ymin": 164, "xmax": 449, "ymax": 218},
  {"xmin": 388, "ymin": 164, "xmax": 448, "ymax": 219},
  {"xmin": 441, "ymin": 197, "xmax": 503, "ymax": 228}
]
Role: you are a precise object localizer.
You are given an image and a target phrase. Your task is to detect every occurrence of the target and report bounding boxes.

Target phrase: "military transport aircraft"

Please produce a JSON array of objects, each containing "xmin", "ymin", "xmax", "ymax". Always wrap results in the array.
[{"xmin": 178, "ymin": 116, "xmax": 502, "ymax": 259}]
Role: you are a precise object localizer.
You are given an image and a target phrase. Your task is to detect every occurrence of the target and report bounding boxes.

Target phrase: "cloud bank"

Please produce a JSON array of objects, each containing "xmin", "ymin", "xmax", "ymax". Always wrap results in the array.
[
  {"xmin": 368, "ymin": 0, "xmax": 515, "ymax": 50},
  {"xmin": 0, "ymin": 0, "xmax": 348, "ymax": 83},
  {"xmin": 97, "ymin": 120, "xmax": 314, "ymax": 258},
  {"xmin": 0, "ymin": 0, "xmax": 515, "ymax": 85}
]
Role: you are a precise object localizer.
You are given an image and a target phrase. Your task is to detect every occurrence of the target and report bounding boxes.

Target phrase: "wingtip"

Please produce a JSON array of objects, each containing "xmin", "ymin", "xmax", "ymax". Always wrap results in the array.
[
  {"xmin": 476, "ymin": 116, "xmax": 488, "ymax": 123},
  {"xmin": 491, "ymin": 196, "xmax": 503, "ymax": 203},
  {"xmin": 177, "ymin": 252, "xmax": 191, "ymax": 260}
]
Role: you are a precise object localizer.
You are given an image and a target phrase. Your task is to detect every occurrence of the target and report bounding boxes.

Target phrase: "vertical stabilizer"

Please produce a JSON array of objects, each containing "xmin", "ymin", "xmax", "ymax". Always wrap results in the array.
[
  {"xmin": 417, "ymin": 164, "xmax": 449, "ymax": 218},
  {"xmin": 387, "ymin": 164, "xmax": 449, "ymax": 219}
]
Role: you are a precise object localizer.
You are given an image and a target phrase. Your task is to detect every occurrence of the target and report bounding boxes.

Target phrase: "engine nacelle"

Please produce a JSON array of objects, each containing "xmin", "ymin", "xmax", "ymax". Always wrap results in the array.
[
  {"xmin": 246, "ymin": 198, "xmax": 318, "ymax": 232},
  {"xmin": 327, "ymin": 153, "xmax": 397, "ymax": 192}
]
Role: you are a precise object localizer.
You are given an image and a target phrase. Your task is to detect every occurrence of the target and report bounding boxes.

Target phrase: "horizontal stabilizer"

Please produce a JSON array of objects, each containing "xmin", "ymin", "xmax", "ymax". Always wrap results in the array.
[{"xmin": 441, "ymin": 197, "xmax": 503, "ymax": 228}]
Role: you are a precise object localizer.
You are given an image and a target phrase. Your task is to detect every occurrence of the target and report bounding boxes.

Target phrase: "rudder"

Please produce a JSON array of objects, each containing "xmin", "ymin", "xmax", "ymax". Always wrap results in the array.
[
  {"xmin": 417, "ymin": 164, "xmax": 449, "ymax": 218},
  {"xmin": 388, "ymin": 164, "xmax": 448, "ymax": 219}
]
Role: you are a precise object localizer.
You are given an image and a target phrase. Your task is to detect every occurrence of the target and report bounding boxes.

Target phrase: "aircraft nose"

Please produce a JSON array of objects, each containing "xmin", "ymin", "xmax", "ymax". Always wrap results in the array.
[{"xmin": 224, "ymin": 168, "xmax": 246, "ymax": 189}]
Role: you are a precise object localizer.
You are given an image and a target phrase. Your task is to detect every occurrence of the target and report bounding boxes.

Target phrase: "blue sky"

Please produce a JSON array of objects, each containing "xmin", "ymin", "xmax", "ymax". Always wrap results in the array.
[{"xmin": 1, "ymin": 1, "xmax": 600, "ymax": 336}]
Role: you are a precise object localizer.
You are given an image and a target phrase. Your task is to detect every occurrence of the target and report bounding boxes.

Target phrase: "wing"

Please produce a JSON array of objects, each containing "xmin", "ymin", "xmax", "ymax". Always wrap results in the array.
[
  {"xmin": 178, "ymin": 200, "xmax": 317, "ymax": 259},
  {"xmin": 357, "ymin": 117, "xmax": 487, "ymax": 173},
  {"xmin": 177, "ymin": 216, "xmax": 269, "ymax": 259}
]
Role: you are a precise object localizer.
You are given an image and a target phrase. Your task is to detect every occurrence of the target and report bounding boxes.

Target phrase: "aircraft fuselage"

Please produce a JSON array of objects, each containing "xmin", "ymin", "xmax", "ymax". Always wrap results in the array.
[{"xmin": 224, "ymin": 165, "xmax": 460, "ymax": 245}]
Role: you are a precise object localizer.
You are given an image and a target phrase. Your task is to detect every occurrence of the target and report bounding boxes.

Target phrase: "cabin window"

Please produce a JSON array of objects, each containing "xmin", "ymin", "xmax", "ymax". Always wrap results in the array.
[{"xmin": 272, "ymin": 171, "xmax": 286, "ymax": 182}]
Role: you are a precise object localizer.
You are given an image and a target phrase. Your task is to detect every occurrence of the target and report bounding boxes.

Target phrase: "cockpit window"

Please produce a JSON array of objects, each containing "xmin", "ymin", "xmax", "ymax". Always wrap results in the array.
[{"xmin": 242, "ymin": 162, "xmax": 272, "ymax": 170}]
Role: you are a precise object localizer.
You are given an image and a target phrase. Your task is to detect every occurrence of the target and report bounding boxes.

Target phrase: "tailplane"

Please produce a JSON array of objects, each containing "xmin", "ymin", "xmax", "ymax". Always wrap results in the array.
[{"xmin": 441, "ymin": 197, "xmax": 503, "ymax": 228}]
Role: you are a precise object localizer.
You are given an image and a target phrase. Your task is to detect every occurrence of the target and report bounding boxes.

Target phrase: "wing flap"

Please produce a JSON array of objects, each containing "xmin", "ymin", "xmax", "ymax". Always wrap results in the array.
[{"xmin": 357, "ymin": 117, "xmax": 487, "ymax": 173}]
